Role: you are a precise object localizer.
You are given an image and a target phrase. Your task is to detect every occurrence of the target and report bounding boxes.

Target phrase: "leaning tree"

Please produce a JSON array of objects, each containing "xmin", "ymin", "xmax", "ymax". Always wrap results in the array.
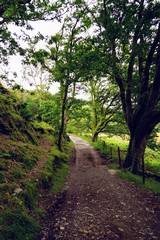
[{"xmin": 89, "ymin": 0, "xmax": 160, "ymax": 173}]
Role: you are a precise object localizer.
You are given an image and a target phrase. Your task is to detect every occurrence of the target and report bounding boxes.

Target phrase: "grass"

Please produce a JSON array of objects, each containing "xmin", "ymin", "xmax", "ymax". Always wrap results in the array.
[
  {"xmin": 39, "ymin": 143, "xmax": 71, "ymax": 192},
  {"xmin": 118, "ymin": 170, "xmax": 160, "ymax": 193},
  {"xmin": 0, "ymin": 208, "xmax": 40, "ymax": 240},
  {"xmin": 52, "ymin": 162, "xmax": 69, "ymax": 193}
]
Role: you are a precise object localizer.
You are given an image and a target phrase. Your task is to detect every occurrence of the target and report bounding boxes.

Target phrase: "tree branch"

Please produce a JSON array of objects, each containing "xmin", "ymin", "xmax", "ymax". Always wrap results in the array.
[{"xmin": 141, "ymin": 23, "xmax": 160, "ymax": 95}]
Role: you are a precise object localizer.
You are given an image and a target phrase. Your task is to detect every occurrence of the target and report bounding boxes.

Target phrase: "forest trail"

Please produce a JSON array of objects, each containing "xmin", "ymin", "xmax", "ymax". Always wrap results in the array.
[{"xmin": 40, "ymin": 135, "xmax": 160, "ymax": 240}]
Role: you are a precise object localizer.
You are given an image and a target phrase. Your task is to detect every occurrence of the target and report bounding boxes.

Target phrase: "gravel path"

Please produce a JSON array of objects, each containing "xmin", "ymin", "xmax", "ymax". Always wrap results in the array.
[{"xmin": 40, "ymin": 136, "xmax": 160, "ymax": 240}]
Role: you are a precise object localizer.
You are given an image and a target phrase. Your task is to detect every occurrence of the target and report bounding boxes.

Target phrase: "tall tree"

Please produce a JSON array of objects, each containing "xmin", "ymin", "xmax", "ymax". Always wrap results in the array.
[{"xmin": 92, "ymin": 0, "xmax": 160, "ymax": 173}]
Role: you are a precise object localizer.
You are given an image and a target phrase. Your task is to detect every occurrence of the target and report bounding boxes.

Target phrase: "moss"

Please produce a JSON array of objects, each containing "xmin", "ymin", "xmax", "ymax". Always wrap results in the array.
[
  {"xmin": 0, "ymin": 183, "xmax": 19, "ymax": 194},
  {"xmin": 39, "ymin": 142, "xmax": 71, "ymax": 192},
  {"xmin": 0, "ymin": 86, "xmax": 38, "ymax": 143},
  {"xmin": 52, "ymin": 162, "xmax": 69, "ymax": 193},
  {"xmin": 34, "ymin": 121, "xmax": 54, "ymax": 134},
  {"xmin": 20, "ymin": 182, "xmax": 39, "ymax": 209},
  {"xmin": 10, "ymin": 168, "xmax": 25, "ymax": 180},
  {"xmin": 0, "ymin": 171, "xmax": 6, "ymax": 183},
  {"xmin": 0, "ymin": 138, "xmax": 42, "ymax": 170},
  {"xmin": 0, "ymin": 209, "xmax": 40, "ymax": 240},
  {"xmin": 39, "ymin": 170, "xmax": 52, "ymax": 189},
  {"xmin": 0, "ymin": 159, "xmax": 8, "ymax": 170}
]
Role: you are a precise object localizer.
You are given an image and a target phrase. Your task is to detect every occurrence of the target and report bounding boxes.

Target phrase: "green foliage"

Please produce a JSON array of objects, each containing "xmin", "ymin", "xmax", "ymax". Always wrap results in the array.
[
  {"xmin": 0, "ymin": 209, "xmax": 40, "ymax": 240},
  {"xmin": 39, "ymin": 170, "xmax": 53, "ymax": 189},
  {"xmin": 145, "ymin": 149, "xmax": 160, "ymax": 176},
  {"xmin": 108, "ymin": 163, "xmax": 120, "ymax": 170},
  {"xmin": 0, "ymin": 171, "xmax": 6, "ymax": 183},
  {"xmin": 68, "ymin": 101, "xmax": 92, "ymax": 134},
  {"xmin": 39, "ymin": 146, "xmax": 69, "ymax": 190},
  {"xmin": 0, "ymin": 85, "xmax": 38, "ymax": 143},
  {"xmin": 0, "ymin": 183, "xmax": 18, "ymax": 195},
  {"xmin": 52, "ymin": 162, "xmax": 69, "ymax": 193},
  {"xmin": 20, "ymin": 99, "xmax": 40, "ymax": 121},
  {"xmin": 83, "ymin": 134, "xmax": 160, "ymax": 178},
  {"xmin": 0, "ymin": 138, "xmax": 41, "ymax": 170},
  {"xmin": 39, "ymin": 99, "xmax": 61, "ymax": 130},
  {"xmin": 34, "ymin": 121, "xmax": 54, "ymax": 134},
  {"xmin": 0, "ymin": 150, "xmax": 11, "ymax": 159},
  {"xmin": 0, "ymin": 159, "xmax": 7, "ymax": 170},
  {"xmin": 100, "ymin": 135, "xmax": 160, "ymax": 177},
  {"xmin": 20, "ymin": 182, "xmax": 39, "ymax": 209},
  {"xmin": 0, "ymin": 184, "xmax": 24, "ymax": 211},
  {"xmin": 34, "ymin": 207, "xmax": 46, "ymax": 218},
  {"xmin": 10, "ymin": 168, "xmax": 25, "ymax": 180}
]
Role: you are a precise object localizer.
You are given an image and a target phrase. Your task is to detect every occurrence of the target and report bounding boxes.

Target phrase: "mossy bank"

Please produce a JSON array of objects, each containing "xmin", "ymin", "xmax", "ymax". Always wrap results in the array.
[{"xmin": 0, "ymin": 84, "xmax": 73, "ymax": 240}]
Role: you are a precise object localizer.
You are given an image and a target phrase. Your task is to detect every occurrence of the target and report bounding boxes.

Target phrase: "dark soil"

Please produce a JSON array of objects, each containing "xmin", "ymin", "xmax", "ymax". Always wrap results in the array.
[{"xmin": 39, "ymin": 136, "xmax": 160, "ymax": 240}]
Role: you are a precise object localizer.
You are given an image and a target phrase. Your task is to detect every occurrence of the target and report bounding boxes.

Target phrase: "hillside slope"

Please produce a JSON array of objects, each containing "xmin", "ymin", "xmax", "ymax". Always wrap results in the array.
[{"xmin": 0, "ymin": 84, "xmax": 71, "ymax": 240}]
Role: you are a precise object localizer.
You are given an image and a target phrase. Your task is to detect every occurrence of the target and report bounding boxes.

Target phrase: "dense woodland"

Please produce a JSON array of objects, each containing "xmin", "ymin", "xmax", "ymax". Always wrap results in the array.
[{"xmin": 0, "ymin": 0, "xmax": 160, "ymax": 239}]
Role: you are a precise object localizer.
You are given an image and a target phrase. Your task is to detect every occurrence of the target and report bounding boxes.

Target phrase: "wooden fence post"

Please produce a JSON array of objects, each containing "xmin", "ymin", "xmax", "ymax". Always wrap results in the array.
[
  {"xmin": 118, "ymin": 147, "xmax": 122, "ymax": 167},
  {"xmin": 110, "ymin": 147, "xmax": 112, "ymax": 159},
  {"xmin": 102, "ymin": 141, "xmax": 106, "ymax": 152},
  {"xmin": 142, "ymin": 154, "xmax": 145, "ymax": 184}
]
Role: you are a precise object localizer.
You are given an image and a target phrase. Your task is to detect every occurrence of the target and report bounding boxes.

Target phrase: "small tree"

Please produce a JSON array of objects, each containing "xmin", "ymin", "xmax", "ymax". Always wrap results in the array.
[
  {"xmin": 86, "ymin": 77, "xmax": 120, "ymax": 142},
  {"xmin": 23, "ymin": 63, "xmax": 52, "ymax": 99}
]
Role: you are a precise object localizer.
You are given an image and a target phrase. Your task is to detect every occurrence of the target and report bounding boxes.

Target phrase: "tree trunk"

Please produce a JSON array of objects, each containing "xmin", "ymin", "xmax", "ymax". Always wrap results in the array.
[
  {"xmin": 58, "ymin": 84, "xmax": 69, "ymax": 151},
  {"xmin": 123, "ymin": 135, "xmax": 147, "ymax": 174},
  {"xmin": 92, "ymin": 131, "xmax": 99, "ymax": 142}
]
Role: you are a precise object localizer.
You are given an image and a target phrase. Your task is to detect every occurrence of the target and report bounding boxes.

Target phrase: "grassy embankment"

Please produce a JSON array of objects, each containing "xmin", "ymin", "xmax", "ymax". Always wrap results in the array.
[{"xmin": 0, "ymin": 84, "xmax": 73, "ymax": 240}]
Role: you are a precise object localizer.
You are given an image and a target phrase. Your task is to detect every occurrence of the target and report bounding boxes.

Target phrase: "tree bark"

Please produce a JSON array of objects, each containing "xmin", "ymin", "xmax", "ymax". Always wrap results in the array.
[
  {"xmin": 58, "ymin": 84, "xmax": 69, "ymax": 151},
  {"xmin": 92, "ymin": 131, "xmax": 99, "ymax": 142},
  {"xmin": 123, "ymin": 135, "xmax": 147, "ymax": 174},
  {"xmin": 123, "ymin": 110, "xmax": 160, "ymax": 173}
]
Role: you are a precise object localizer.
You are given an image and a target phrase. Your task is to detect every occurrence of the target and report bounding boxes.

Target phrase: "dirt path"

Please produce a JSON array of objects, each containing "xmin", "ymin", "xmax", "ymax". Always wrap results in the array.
[{"xmin": 40, "ymin": 136, "xmax": 160, "ymax": 240}]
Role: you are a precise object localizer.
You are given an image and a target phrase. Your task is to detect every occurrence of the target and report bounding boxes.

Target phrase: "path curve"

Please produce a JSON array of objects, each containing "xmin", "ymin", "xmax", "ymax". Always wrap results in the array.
[{"xmin": 41, "ymin": 135, "xmax": 160, "ymax": 240}]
